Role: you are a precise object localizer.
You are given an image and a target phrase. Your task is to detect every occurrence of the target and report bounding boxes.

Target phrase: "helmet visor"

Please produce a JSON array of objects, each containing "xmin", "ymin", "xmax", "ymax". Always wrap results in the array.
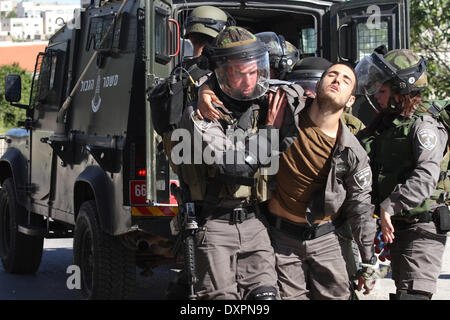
[
  {"xmin": 292, "ymin": 79, "xmax": 319, "ymax": 95},
  {"xmin": 215, "ymin": 52, "xmax": 270, "ymax": 101},
  {"xmin": 355, "ymin": 55, "xmax": 392, "ymax": 95},
  {"xmin": 256, "ymin": 32, "xmax": 284, "ymax": 57}
]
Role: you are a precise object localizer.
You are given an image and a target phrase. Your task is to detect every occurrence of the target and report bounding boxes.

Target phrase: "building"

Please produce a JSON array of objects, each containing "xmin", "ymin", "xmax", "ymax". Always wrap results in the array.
[
  {"xmin": 0, "ymin": 1, "xmax": 79, "ymax": 40},
  {"xmin": 0, "ymin": 1, "xmax": 13, "ymax": 18},
  {"xmin": 1, "ymin": 17, "xmax": 43, "ymax": 40}
]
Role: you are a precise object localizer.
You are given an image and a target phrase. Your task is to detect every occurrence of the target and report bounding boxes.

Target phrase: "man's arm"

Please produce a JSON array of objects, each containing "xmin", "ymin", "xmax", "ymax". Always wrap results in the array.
[
  {"xmin": 342, "ymin": 148, "xmax": 377, "ymax": 262},
  {"xmin": 380, "ymin": 116, "xmax": 448, "ymax": 215}
]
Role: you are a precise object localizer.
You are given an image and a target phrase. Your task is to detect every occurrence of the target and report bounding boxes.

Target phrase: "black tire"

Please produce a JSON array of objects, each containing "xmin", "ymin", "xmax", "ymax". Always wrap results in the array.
[
  {"xmin": 73, "ymin": 200, "xmax": 136, "ymax": 299},
  {"xmin": 0, "ymin": 178, "xmax": 43, "ymax": 274},
  {"xmin": 165, "ymin": 269, "xmax": 190, "ymax": 300}
]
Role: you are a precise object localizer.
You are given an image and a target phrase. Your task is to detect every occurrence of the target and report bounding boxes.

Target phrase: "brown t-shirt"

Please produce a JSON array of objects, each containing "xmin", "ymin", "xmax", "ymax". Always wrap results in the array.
[{"xmin": 273, "ymin": 108, "xmax": 336, "ymax": 219}]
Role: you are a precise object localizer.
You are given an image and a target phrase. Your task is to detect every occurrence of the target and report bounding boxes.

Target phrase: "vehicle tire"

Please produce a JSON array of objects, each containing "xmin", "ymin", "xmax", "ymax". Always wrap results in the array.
[
  {"xmin": 165, "ymin": 269, "xmax": 189, "ymax": 299},
  {"xmin": 0, "ymin": 178, "xmax": 44, "ymax": 274},
  {"xmin": 73, "ymin": 200, "xmax": 136, "ymax": 299}
]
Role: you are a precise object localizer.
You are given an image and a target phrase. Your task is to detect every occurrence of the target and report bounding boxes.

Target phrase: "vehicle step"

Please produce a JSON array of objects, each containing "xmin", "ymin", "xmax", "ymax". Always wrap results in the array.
[{"xmin": 18, "ymin": 225, "xmax": 46, "ymax": 237}]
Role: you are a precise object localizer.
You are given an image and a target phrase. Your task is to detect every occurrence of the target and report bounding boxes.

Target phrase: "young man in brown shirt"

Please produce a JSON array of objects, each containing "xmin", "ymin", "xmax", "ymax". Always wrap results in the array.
[
  {"xmin": 195, "ymin": 62, "xmax": 377, "ymax": 299},
  {"xmin": 265, "ymin": 63, "xmax": 377, "ymax": 300}
]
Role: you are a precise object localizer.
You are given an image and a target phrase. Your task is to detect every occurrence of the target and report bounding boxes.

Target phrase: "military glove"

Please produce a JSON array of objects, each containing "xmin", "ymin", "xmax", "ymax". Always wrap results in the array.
[{"xmin": 356, "ymin": 259, "xmax": 377, "ymax": 295}]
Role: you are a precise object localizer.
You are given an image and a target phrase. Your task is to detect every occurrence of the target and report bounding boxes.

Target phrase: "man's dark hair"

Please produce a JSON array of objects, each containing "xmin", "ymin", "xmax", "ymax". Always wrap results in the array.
[{"xmin": 320, "ymin": 62, "xmax": 358, "ymax": 95}]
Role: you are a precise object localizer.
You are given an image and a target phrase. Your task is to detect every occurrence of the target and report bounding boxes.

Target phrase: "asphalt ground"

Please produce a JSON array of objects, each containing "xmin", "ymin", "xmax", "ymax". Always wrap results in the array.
[{"xmin": 1, "ymin": 236, "xmax": 449, "ymax": 300}]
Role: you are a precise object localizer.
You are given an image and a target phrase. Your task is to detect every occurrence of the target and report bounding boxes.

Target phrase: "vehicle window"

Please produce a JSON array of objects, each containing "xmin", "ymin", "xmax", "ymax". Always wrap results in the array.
[
  {"xmin": 30, "ymin": 48, "xmax": 67, "ymax": 108},
  {"xmin": 356, "ymin": 21, "xmax": 388, "ymax": 60},
  {"xmin": 155, "ymin": 7, "xmax": 170, "ymax": 64},
  {"xmin": 301, "ymin": 27, "xmax": 316, "ymax": 55},
  {"xmin": 86, "ymin": 13, "xmax": 127, "ymax": 52}
]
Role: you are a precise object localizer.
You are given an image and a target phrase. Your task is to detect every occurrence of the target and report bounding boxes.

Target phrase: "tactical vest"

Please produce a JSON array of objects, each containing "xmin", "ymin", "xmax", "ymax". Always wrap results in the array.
[
  {"xmin": 362, "ymin": 101, "xmax": 450, "ymax": 220},
  {"xmin": 181, "ymin": 102, "xmax": 270, "ymax": 206}
]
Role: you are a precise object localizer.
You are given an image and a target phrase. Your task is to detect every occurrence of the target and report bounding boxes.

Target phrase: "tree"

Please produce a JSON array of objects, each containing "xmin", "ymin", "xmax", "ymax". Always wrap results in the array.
[
  {"xmin": 6, "ymin": 11, "xmax": 17, "ymax": 19},
  {"xmin": 0, "ymin": 63, "xmax": 33, "ymax": 129},
  {"xmin": 410, "ymin": 0, "xmax": 450, "ymax": 99}
]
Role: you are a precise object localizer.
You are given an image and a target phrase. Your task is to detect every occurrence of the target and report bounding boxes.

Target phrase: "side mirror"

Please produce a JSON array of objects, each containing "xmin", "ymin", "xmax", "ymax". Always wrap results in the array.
[{"xmin": 5, "ymin": 74, "xmax": 22, "ymax": 103}]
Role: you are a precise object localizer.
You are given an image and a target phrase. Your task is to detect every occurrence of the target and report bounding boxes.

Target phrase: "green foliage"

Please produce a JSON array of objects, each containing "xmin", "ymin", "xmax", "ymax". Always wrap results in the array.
[
  {"xmin": 410, "ymin": 0, "xmax": 450, "ymax": 99},
  {"xmin": 0, "ymin": 63, "xmax": 33, "ymax": 131},
  {"xmin": 6, "ymin": 11, "xmax": 17, "ymax": 19}
]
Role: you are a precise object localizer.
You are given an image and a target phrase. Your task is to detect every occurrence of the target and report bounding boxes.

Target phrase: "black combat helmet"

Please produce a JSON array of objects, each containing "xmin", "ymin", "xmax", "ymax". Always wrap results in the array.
[
  {"xmin": 255, "ymin": 32, "xmax": 300, "ymax": 79},
  {"xmin": 286, "ymin": 56, "xmax": 332, "ymax": 94}
]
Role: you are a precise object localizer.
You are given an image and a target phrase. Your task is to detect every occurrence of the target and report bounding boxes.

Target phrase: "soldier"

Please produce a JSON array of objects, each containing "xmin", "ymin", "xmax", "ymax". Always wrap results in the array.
[
  {"xmin": 176, "ymin": 26, "xmax": 295, "ymax": 300},
  {"xmin": 265, "ymin": 62, "xmax": 377, "ymax": 300},
  {"xmin": 356, "ymin": 49, "xmax": 449, "ymax": 300},
  {"xmin": 149, "ymin": 6, "xmax": 233, "ymax": 167},
  {"xmin": 184, "ymin": 6, "xmax": 232, "ymax": 58},
  {"xmin": 195, "ymin": 31, "xmax": 301, "ymax": 120}
]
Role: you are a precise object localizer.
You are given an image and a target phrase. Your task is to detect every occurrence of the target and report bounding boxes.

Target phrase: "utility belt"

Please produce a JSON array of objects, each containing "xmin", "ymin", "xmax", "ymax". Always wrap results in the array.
[
  {"xmin": 265, "ymin": 210, "xmax": 345, "ymax": 241},
  {"xmin": 200, "ymin": 205, "xmax": 257, "ymax": 224},
  {"xmin": 392, "ymin": 206, "xmax": 450, "ymax": 233}
]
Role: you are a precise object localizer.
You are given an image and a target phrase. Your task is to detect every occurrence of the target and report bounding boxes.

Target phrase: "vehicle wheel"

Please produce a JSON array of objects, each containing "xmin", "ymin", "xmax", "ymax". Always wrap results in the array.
[
  {"xmin": 73, "ymin": 200, "xmax": 136, "ymax": 299},
  {"xmin": 0, "ymin": 178, "xmax": 43, "ymax": 274},
  {"xmin": 165, "ymin": 269, "xmax": 189, "ymax": 299}
]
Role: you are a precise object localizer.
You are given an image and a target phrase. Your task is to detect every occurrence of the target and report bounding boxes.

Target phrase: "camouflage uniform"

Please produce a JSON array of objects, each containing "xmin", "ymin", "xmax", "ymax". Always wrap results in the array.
[{"xmin": 357, "ymin": 49, "xmax": 449, "ymax": 299}]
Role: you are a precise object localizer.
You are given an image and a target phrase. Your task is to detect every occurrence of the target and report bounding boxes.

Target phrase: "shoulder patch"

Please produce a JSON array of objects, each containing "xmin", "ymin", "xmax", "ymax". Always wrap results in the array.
[
  {"xmin": 191, "ymin": 111, "xmax": 212, "ymax": 132},
  {"xmin": 353, "ymin": 166, "xmax": 372, "ymax": 190},
  {"xmin": 417, "ymin": 129, "xmax": 437, "ymax": 150}
]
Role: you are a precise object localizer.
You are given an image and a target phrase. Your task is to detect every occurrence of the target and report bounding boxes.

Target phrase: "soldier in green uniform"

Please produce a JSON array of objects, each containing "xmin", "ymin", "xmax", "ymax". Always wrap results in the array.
[
  {"xmin": 177, "ymin": 26, "xmax": 300, "ymax": 300},
  {"xmin": 150, "ymin": 6, "xmax": 232, "ymax": 169},
  {"xmin": 194, "ymin": 31, "xmax": 301, "ymax": 120},
  {"xmin": 356, "ymin": 49, "xmax": 449, "ymax": 300}
]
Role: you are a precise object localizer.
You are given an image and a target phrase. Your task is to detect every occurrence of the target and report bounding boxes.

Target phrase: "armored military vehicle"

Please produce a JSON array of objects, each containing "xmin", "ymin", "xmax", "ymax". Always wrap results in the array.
[{"xmin": 1, "ymin": 0, "xmax": 410, "ymax": 299}]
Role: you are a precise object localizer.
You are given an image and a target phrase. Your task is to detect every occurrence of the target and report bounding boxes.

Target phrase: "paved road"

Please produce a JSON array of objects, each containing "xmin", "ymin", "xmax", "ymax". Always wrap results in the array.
[
  {"xmin": 1, "ymin": 236, "xmax": 449, "ymax": 300},
  {"xmin": 0, "ymin": 238, "xmax": 178, "ymax": 300},
  {"xmin": 358, "ymin": 236, "xmax": 450, "ymax": 300}
]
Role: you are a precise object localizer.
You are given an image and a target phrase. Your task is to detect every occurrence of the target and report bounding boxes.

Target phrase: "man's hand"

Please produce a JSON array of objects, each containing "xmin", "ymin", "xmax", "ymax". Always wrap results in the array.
[
  {"xmin": 196, "ymin": 84, "xmax": 222, "ymax": 120},
  {"xmin": 266, "ymin": 89, "xmax": 287, "ymax": 128},
  {"xmin": 380, "ymin": 207, "xmax": 395, "ymax": 243},
  {"xmin": 356, "ymin": 265, "xmax": 376, "ymax": 295}
]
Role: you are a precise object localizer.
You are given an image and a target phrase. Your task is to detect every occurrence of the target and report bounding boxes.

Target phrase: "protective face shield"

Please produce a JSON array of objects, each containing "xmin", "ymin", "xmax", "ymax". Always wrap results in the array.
[
  {"xmin": 288, "ymin": 70, "xmax": 322, "ymax": 91},
  {"xmin": 215, "ymin": 51, "xmax": 270, "ymax": 101},
  {"xmin": 210, "ymin": 27, "xmax": 270, "ymax": 101},
  {"xmin": 355, "ymin": 50, "xmax": 427, "ymax": 95},
  {"xmin": 354, "ymin": 53, "xmax": 394, "ymax": 95}
]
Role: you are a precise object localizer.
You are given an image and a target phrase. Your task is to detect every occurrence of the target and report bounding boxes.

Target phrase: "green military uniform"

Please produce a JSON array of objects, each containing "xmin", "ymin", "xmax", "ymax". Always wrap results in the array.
[
  {"xmin": 356, "ymin": 49, "xmax": 449, "ymax": 299},
  {"xmin": 177, "ymin": 26, "xmax": 284, "ymax": 300},
  {"xmin": 342, "ymin": 112, "xmax": 366, "ymax": 135}
]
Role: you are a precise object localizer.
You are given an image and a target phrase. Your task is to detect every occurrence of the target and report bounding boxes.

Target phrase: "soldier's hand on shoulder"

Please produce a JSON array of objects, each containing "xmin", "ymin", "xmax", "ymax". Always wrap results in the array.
[
  {"xmin": 197, "ymin": 84, "xmax": 222, "ymax": 120},
  {"xmin": 266, "ymin": 89, "xmax": 287, "ymax": 128}
]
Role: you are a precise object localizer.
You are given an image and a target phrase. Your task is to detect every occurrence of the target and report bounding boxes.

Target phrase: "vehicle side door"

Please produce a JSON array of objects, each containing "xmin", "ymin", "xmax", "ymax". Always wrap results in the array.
[{"xmin": 328, "ymin": 0, "xmax": 410, "ymax": 65}]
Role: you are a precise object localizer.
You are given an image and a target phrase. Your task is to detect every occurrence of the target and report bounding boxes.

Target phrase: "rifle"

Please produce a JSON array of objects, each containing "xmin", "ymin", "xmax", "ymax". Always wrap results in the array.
[{"xmin": 170, "ymin": 181, "xmax": 198, "ymax": 300}]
